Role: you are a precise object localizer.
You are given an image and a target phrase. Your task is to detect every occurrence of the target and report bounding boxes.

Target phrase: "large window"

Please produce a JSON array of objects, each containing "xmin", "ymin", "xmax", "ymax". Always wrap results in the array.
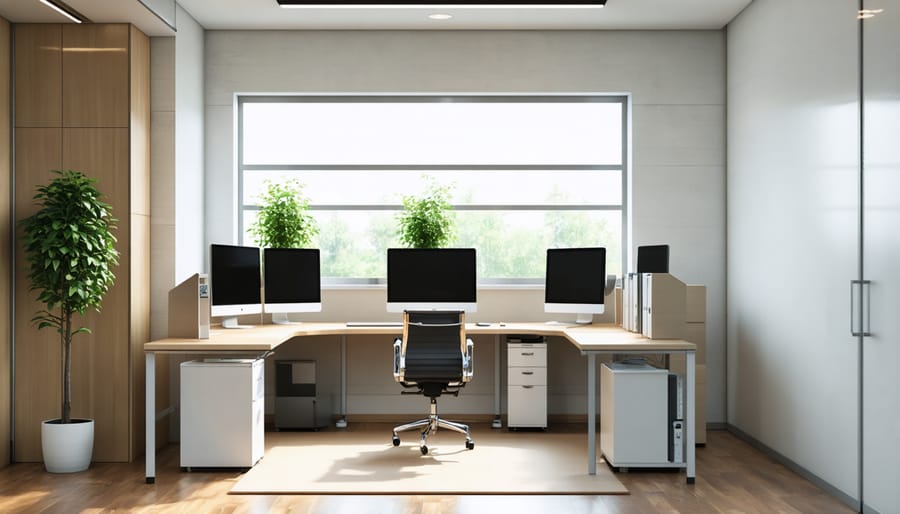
[{"xmin": 238, "ymin": 95, "xmax": 627, "ymax": 281}]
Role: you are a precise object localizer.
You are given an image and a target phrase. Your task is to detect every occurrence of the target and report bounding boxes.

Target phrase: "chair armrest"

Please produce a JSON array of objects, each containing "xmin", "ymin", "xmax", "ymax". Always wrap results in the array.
[
  {"xmin": 462, "ymin": 337, "xmax": 474, "ymax": 382},
  {"xmin": 393, "ymin": 337, "xmax": 405, "ymax": 382}
]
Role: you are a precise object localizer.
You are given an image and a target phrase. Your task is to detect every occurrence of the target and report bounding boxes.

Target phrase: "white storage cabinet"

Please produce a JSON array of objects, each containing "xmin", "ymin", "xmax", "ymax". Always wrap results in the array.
[
  {"xmin": 180, "ymin": 359, "xmax": 265, "ymax": 469},
  {"xmin": 507, "ymin": 341, "xmax": 547, "ymax": 428},
  {"xmin": 600, "ymin": 361, "xmax": 671, "ymax": 468}
]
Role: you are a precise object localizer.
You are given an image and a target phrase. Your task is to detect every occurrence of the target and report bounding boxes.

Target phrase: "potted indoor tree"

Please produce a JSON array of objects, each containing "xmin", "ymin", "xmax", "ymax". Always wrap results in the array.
[
  {"xmin": 248, "ymin": 179, "xmax": 318, "ymax": 249},
  {"xmin": 20, "ymin": 170, "xmax": 119, "ymax": 473},
  {"xmin": 396, "ymin": 176, "xmax": 457, "ymax": 248}
]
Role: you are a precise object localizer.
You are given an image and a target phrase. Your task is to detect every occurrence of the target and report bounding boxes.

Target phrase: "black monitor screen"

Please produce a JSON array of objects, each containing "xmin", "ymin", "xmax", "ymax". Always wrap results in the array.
[
  {"xmin": 210, "ymin": 244, "xmax": 261, "ymax": 306},
  {"xmin": 637, "ymin": 244, "xmax": 670, "ymax": 273},
  {"xmin": 387, "ymin": 248, "xmax": 476, "ymax": 304},
  {"xmin": 264, "ymin": 248, "xmax": 321, "ymax": 304},
  {"xmin": 545, "ymin": 247, "xmax": 607, "ymax": 305}
]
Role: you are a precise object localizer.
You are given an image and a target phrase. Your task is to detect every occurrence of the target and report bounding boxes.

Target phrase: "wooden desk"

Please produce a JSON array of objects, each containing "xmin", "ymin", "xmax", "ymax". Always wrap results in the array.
[{"xmin": 144, "ymin": 323, "xmax": 696, "ymax": 484}]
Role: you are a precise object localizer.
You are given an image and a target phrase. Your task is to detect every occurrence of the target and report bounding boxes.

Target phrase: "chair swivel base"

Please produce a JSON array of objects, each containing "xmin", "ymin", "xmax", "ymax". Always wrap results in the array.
[{"xmin": 392, "ymin": 398, "xmax": 474, "ymax": 455}]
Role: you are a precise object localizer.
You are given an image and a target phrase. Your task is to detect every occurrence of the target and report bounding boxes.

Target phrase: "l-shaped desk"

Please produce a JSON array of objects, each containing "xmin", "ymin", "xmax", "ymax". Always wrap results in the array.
[{"xmin": 144, "ymin": 323, "xmax": 696, "ymax": 485}]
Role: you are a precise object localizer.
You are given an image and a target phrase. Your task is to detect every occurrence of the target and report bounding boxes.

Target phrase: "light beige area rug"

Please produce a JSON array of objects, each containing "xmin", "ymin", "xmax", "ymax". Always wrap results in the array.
[{"xmin": 231, "ymin": 426, "xmax": 626, "ymax": 495}]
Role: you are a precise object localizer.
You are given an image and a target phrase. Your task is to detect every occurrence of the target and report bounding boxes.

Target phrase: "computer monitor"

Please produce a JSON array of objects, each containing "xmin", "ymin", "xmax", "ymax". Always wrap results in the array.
[
  {"xmin": 386, "ymin": 248, "xmax": 477, "ymax": 313},
  {"xmin": 263, "ymin": 248, "xmax": 322, "ymax": 324},
  {"xmin": 637, "ymin": 244, "xmax": 670, "ymax": 273},
  {"xmin": 210, "ymin": 244, "xmax": 262, "ymax": 329},
  {"xmin": 544, "ymin": 247, "xmax": 607, "ymax": 324}
]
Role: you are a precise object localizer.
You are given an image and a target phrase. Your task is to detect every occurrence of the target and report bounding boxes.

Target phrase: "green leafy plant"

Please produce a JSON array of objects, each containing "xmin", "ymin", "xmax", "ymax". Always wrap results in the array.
[
  {"xmin": 248, "ymin": 179, "xmax": 318, "ymax": 249},
  {"xmin": 20, "ymin": 170, "xmax": 119, "ymax": 424},
  {"xmin": 397, "ymin": 177, "xmax": 457, "ymax": 249}
]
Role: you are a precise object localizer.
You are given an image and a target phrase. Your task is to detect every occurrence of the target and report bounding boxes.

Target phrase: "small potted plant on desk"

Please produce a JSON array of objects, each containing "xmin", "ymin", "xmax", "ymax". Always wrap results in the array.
[
  {"xmin": 397, "ymin": 176, "xmax": 457, "ymax": 248},
  {"xmin": 20, "ymin": 170, "xmax": 119, "ymax": 473}
]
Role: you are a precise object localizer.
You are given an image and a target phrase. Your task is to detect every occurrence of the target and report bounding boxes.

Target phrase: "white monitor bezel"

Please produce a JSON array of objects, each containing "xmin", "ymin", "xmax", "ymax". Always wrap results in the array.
[
  {"xmin": 544, "ymin": 303, "xmax": 605, "ymax": 315},
  {"xmin": 264, "ymin": 302, "xmax": 323, "ymax": 315},
  {"xmin": 387, "ymin": 302, "xmax": 477, "ymax": 313}
]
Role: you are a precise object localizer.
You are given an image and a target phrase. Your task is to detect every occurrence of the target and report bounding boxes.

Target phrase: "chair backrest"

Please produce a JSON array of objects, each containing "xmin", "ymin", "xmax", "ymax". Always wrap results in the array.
[{"xmin": 400, "ymin": 310, "xmax": 466, "ymax": 384}]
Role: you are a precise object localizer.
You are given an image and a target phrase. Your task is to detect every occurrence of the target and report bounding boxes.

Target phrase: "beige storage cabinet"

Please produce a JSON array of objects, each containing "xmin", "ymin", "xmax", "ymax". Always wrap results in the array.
[
  {"xmin": 507, "ymin": 339, "xmax": 547, "ymax": 428},
  {"xmin": 641, "ymin": 273, "xmax": 686, "ymax": 339}
]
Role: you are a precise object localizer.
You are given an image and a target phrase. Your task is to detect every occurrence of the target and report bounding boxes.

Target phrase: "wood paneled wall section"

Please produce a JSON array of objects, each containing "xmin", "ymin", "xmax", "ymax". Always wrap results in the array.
[
  {"xmin": 12, "ymin": 24, "xmax": 151, "ymax": 463},
  {"xmin": 0, "ymin": 16, "xmax": 11, "ymax": 469}
]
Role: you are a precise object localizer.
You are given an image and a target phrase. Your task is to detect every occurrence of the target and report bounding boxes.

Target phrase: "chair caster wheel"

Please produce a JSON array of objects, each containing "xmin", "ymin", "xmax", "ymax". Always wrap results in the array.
[
  {"xmin": 420, "ymin": 445, "xmax": 429, "ymax": 455},
  {"xmin": 466, "ymin": 440, "xmax": 474, "ymax": 450},
  {"xmin": 392, "ymin": 436, "xmax": 400, "ymax": 447}
]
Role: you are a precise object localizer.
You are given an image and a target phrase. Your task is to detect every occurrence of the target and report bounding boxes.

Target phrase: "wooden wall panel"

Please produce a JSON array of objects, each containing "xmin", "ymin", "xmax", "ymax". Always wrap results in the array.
[
  {"xmin": 14, "ymin": 24, "xmax": 61, "ymax": 128},
  {"xmin": 62, "ymin": 24, "xmax": 129, "ymax": 128},
  {"xmin": 129, "ymin": 25, "xmax": 152, "ymax": 457},
  {"xmin": 129, "ymin": 26, "xmax": 150, "ymax": 217},
  {"xmin": 13, "ymin": 23, "xmax": 150, "ymax": 464},
  {"xmin": 63, "ymin": 128, "xmax": 131, "ymax": 462},
  {"xmin": 0, "ymin": 16, "xmax": 11, "ymax": 470},
  {"xmin": 130, "ymin": 214, "xmax": 151, "ymax": 458},
  {"xmin": 13, "ymin": 128, "xmax": 63, "ymax": 462}
]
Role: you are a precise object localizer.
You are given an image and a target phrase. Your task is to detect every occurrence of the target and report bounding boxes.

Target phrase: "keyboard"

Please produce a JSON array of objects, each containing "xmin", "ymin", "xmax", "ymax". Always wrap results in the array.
[{"xmin": 345, "ymin": 321, "xmax": 403, "ymax": 327}]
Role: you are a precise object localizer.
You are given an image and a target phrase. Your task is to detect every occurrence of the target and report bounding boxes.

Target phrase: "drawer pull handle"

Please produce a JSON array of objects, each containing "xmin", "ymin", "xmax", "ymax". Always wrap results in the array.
[
  {"xmin": 523, "ymin": 385, "xmax": 534, "ymax": 389},
  {"xmin": 521, "ymin": 352, "xmax": 534, "ymax": 356},
  {"xmin": 522, "ymin": 371, "xmax": 534, "ymax": 375}
]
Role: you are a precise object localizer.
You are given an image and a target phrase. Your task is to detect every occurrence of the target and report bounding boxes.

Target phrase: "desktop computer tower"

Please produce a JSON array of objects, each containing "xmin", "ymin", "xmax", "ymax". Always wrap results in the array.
[
  {"xmin": 274, "ymin": 360, "xmax": 332, "ymax": 430},
  {"xmin": 668, "ymin": 372, "xmax": 684, "ymax": 463}
]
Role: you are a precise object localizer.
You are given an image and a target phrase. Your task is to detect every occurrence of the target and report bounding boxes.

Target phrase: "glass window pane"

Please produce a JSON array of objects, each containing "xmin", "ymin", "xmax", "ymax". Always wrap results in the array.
[
  {"xmin": 242, "ymin": 101, "xmax": 622, "ymax": 166},
  {"xmin": 244, "ymin": 209, "xmax": 621, "ymax": 280},
  {"xmin": 243, "ymin": 169, "xmax": 622, "ymax": 207}
]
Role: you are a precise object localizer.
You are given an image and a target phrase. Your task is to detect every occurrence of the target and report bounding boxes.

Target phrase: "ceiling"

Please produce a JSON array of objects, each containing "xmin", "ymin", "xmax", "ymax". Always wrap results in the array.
[{"xmin": 0, "ymin": 0, "xmax": 752, "ymax": 37}]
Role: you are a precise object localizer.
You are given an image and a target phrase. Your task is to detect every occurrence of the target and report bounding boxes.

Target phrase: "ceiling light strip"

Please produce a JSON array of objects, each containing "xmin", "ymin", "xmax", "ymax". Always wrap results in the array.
[
  {"xmin": 39, "ymin": 0, "xmax": 83, "ymax": 23},
  {"xmin": 277, "ymin": 1, "xmax": 606, "ymax": 7}
]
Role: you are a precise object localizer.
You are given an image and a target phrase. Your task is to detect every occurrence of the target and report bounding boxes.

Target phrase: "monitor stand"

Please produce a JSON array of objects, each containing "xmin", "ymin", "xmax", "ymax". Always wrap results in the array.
[
  {"xmin": 575, "ymin": 313, "xmax": 594, "ymax": 325},
  {"xmin": 221, "ymin": 316, "xmax": 255, "ymax": 329},
  {"xmin": 271, "ymin": 312, "xmax": 302, "ymax": 325}
]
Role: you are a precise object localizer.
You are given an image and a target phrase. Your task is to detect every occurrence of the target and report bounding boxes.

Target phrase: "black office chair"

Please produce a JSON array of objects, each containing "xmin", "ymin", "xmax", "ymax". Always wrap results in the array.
[{"xmin": 392, "ymin": 310, "xmax": 474, "ymax": 455}]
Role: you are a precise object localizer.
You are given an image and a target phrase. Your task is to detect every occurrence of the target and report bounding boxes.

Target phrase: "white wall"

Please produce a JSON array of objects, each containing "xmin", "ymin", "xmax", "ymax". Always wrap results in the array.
[
  {"xmin": 727, "ymin": 0, "xmax": 859, "ymax": 501},
  {"xmin": 150, "ymin": 5, "xmax": 205, "ymax": 341},
  {"xmin": 174, "ymin": 6, "xmax": 206, "ymax": 286},
  {"xmin": 203, "ymin": 30, "xmax": 727, "ymax": 420}
]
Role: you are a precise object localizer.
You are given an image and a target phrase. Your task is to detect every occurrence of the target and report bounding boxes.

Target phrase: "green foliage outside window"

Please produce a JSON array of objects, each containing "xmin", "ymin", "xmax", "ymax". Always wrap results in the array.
[
  {"xmin": 249, "ymin": 179, "xmax": 318, "ymax": 249},
  {"xmin": 396, "ymin": 177, "xmax": 457, "ymax": 249}
]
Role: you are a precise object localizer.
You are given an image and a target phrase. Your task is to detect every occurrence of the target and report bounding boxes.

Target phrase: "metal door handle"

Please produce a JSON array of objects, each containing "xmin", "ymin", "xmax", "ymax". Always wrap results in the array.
[{"xmin": 851, "ymin": 279, "xmax": 871, "ymax": 337}]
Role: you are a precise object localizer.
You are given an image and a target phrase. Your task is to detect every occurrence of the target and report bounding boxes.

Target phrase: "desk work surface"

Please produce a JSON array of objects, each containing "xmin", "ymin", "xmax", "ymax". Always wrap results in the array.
[{"xmin": 144, "ymin": 322, "xmax": 695, "ymax": 353}]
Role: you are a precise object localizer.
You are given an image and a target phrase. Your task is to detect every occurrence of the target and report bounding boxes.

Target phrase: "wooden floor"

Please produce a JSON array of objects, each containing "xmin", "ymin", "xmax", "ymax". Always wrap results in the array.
[{"xmin": 0, "ymin": 426, "xmax": 855, "ymax": 514}]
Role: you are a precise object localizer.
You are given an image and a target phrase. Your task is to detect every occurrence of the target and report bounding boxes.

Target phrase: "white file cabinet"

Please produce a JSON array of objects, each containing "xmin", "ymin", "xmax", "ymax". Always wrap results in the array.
[
  {"xmin": 507, "ymin": 340, "xmax": 547, "ymax": 428},
  {"xmin": 600, "ymin": 361, "xmax": 669, "ymax": 468},
  {"xmin": 180, "ymin": 358, "xmax": 264, "ymax": 469}
]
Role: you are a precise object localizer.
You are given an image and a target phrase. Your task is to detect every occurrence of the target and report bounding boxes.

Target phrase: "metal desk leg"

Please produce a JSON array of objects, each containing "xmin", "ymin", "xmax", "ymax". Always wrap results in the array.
[
  {"xmin": 587, "ymin": 353, "xmax": 597, "ymax": 475},
  {"xmin": 493, "ymin": 335, "xmax": 502, "ymax": 428},
  {"xmin": 686, "ymin": 350, "xmax": 696, "ymax": 484},
  {"xmin": 336, "ymin": 335, "xmax": 348, "ymax": 428},
  {"xmin": 145, "ymin": 352, "xmax": 155, "ymax": 484}
]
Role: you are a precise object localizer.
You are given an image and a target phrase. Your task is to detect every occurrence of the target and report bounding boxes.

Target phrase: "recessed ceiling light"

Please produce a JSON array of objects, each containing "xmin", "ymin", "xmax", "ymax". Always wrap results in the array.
[{"xmin": 429, "ymin": 13, "xmax": 453, "ymax": 19}]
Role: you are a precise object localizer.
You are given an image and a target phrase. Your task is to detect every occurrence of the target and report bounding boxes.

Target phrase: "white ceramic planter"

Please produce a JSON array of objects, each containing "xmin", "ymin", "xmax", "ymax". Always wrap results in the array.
[{"xmin": 41, "ymin": 419, "xmax": 94, "ymax": 473}]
